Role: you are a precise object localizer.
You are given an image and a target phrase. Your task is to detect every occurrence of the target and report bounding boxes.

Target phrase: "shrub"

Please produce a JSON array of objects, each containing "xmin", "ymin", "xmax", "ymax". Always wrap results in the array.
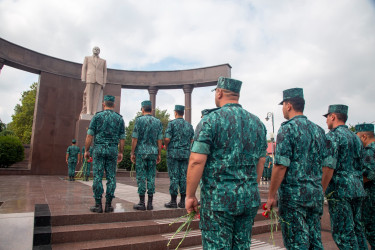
[
  {"xmin": 118, "ymin": 145, "xmax": 168, "ymax": 172},
  {"xmin": 0, "ymin": 135, "xmax": 24, "ymax": 168},
  {"xmin": 0, "ymin": 130, "xmax": 15, "ymax": 137}
]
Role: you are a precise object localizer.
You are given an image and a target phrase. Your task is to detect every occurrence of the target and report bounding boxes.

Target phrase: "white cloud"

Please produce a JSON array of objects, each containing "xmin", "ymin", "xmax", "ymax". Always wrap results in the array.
[{"xmin": 0, "ymin": 0, "xmax": 374, "ymax": 135}]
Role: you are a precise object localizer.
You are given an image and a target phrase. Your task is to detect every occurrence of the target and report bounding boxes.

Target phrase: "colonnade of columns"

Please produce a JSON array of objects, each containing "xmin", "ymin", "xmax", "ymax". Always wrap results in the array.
[{"xmin": 147, "ymin": 85, "xmax": 194, "ymax": 124}]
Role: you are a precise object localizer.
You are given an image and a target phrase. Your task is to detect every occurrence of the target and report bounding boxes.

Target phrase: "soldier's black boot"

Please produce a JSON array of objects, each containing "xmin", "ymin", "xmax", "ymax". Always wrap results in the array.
[
  {"xmin": 147, "ymin": 195, "xmax": 153, "ymax": 210},
  {"xmin": 105, "ymin": 200, "xmax": 114, "ymax": 213},
  {"xmin": 164, "ymin": 195, "xmax": 178, "ymax": 208},
  {"xmin": 133, "ymin": 195, "xmax": 146, "ymax": 211},
  {"xmin": 178, "ymin": 194, "xmax": 186, "ymax": 208},
  {"xmin": 90, "ymin": 199, "xmax": 103, "ymax": 213}
]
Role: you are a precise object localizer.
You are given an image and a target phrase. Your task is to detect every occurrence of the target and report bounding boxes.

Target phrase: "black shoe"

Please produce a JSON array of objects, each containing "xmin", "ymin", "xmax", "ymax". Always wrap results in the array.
[
  {"xmin": 72, "ymin": 177, "xmax": 75, "ymax": 181},
  {"xmin": 178, "ymin": 194, "xmax": 186, "ymax": 208},
  {"xmin": 147, "ymin": 195, "xmax": 153, "ymax": 210},
  {"xmin": 165, "ymin": 195, "xmax": 177, "ymax": 208},
  {"xmin": 133, "ymin": 195, "xmax": 146, "ymax": 211},
  {"xmin": 90, "ymin": 203, "xmax": 103, "ymax": 213},
  {"xmin": 105, "ymin": 203, "xmax": 114, "ymax": 213}
]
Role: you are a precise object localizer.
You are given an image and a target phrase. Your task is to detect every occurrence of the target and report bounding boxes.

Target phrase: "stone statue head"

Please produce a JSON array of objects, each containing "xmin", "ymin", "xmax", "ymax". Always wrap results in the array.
[{"xmin": 92, "ymin": 46, "xmax": 100, "ymax": 56}]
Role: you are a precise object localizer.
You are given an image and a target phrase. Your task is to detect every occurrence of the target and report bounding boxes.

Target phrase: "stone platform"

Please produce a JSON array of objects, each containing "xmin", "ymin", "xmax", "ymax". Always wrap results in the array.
[{"xmin": 0, "ymin": 176, "xmax": 340, "ymax": 249}]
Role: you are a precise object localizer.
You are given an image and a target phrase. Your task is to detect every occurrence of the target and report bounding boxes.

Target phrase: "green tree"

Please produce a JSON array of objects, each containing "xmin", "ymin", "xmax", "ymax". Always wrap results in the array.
[
  {"xmin": 7, "ymin": 82, "xmax": 37, "ymax": 144},
  {"xmin": 0, "ymin": 119, "xmax": 6, "ymax": 132},
  {"xmin": 124, "ymin": 108, "xmax": 171, "ymax": 145}
]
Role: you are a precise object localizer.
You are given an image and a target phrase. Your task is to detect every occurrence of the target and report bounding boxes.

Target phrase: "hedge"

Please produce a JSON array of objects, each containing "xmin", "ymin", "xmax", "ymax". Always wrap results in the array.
[
  {"xmin": 118, "ymin": 145, "xmax": 168, "ymax": 172},
  {"xmin": 0, "ymin": 135, "xmax": 24, "ymax": 168}
]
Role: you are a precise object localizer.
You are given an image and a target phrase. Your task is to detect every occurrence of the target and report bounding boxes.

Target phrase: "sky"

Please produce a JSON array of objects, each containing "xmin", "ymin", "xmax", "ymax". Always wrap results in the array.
[{"xmin": 0, "ymin": 0, "xmax": 375, "ymax": 138}]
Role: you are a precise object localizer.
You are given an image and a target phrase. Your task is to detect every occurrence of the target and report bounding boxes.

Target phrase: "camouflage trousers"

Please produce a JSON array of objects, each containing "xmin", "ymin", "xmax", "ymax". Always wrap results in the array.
[
  {"xmin": 84, "ymin": 162, "xmax": 92, "ymax": 177},
  {"xmin": 328, "ymin": 197, "xmax": 368, "ymax": 250},
  {"xmin": 279, "ymin": 199, "xmax": 324, "ymax": 250},
  {"xmin": 67, "ymin": 161, "xmax": 77, "ymax": 177},
  {"xmin": 167, "ymin": 158, "xmax": 188, "ymax": 195},
  {"xmin": 363, "ymin": 185, "xmax": 375, "ymax": 248},
  {"xmin": 92, "ymin": 145, "xmax": 118, "ymax": 203},
  {"xmin": 200, "ymin": 205, "xmax": 258, "ymax": 249},
  {"xmin": 135, "ymin": 154, "xmax": 157, "ymax": 195}
]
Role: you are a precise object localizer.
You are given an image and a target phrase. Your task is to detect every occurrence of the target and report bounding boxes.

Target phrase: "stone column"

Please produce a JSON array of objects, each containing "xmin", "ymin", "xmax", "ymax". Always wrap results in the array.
[
  {"xmin": 148, "ymin": 86, "xmax": 158, "ymax": 116},
  {"xmin": 183, "ymin": 85, "xmax": 194, "ymax": 124}
]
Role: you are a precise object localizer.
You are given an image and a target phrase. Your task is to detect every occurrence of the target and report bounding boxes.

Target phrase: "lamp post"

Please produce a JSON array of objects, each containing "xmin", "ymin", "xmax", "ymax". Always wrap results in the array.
[{"xmin": 265, "ymin": 112, "xmax": 275, "ymax": 162}]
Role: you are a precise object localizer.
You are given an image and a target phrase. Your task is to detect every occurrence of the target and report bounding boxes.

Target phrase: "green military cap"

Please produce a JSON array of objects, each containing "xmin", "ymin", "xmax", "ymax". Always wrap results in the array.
[
  {"xmin": 355, "ymin": 123, "xmax": 374, "ymax": 133},
  {"xmin": 174, "ymin": 105, "xmax": 185, "ymax": 111},
  {"xmin": 323, "ymin": 104, "xmax": 348, "ymax": 117},
  {"xmin": 279, "ymin": 88, "xmax": 304, "ymax": 105},
  {"xmin": 72, "ymin": 139, "xmax": 76, "ymax": 143},
  {"xmin": 141, "ymin": 100, "xmax": 152, "ymax": 107},
  {"xmin": 212, "ymin": 76, "xmax": 242, "ymax": 93},
  {"xmin": 104, "ymin": 95, "xmax": 115, "ymax": 102}
]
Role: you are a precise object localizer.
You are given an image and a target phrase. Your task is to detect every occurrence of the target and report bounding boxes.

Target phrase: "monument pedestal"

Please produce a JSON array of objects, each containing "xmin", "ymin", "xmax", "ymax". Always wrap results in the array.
[{"xmin": 75, "ymin": 115, "xmax": 93, "ymax": 147}]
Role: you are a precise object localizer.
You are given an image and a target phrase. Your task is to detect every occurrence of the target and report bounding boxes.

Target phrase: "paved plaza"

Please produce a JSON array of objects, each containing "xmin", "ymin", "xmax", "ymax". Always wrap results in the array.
[{"xmin": 0, "ymin": 175, "xmax": 340, "ymax": 249}]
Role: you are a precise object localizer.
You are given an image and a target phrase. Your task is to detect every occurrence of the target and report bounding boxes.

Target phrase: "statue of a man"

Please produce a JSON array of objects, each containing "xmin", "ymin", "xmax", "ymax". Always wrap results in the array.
[{"xmin": 81, "ymin": 46, "xmax": 107, "ymax": 115}]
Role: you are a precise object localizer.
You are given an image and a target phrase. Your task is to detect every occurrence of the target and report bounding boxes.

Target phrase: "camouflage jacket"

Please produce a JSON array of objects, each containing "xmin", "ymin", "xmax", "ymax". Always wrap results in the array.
[
  {"xmin": 165, "ymin": 118, "xmax": 194, "ymax": 159},
  {"xmin": 132, "ymin": 114, "xmax": 163, "ymax": 156},
  {"xmin": 191, "ymin": 103, "xmax": 267, "ymax": 211},
  {"xmin": 66, "ymin": 145, "xmax": 80, "ymax": 162},
  {"xmin": 363, "ymin": 141, "xmax": 375, "ymax": 198},
  {"xmin": 87, "ymin": 110, "xmax": 125, "ymax": 146},
  {"xmin": 275, "ymin": 115, "xmax": 327, "ymax": 202},
  {"xmin": 325, "ymin": 125, "xmax": 366, "ymax": 198}
]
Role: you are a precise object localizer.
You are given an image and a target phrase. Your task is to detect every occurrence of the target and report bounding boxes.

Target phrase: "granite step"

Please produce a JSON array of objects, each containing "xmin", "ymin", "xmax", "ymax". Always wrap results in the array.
[
  {"xmin": 52, "ymin": 216, "xmax": 200, "ymax": 244},
  {"xmin": 52, "ymin": 229, "xmax": 202, "ymax": 250},
  {"xmin": 51, "ymin": 215, "xmax": 279, "ymax": 249},
  {"xmin": 51, "ymin": 208, "xmax": 188, "ymax": 226}
]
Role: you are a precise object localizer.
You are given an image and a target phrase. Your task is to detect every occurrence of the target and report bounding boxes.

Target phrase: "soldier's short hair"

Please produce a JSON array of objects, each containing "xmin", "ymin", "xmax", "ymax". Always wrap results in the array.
[
  {"xmin": 176, "ymin": 110, "xmax": 184, "ymax": 116},
  {"xmin": 285, "ymin": 97, "xmax": 305, "ymax": 112},
  {"xmin": 143, "ymin": 105, "xmax": 152, "ymax": 112},
  {"xmin": 333, "ymin": 112, "xmax": 348, "ymax": 123},
  {"xmin": 105, "ymin": 100, "xmax": 114, "ymax": 108}
]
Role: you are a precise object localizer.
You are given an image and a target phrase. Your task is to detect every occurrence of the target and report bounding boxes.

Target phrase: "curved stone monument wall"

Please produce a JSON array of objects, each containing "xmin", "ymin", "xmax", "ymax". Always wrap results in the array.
[{"xmin": 0, "ymin": 38, "xmax": 231, "ymax": 175}]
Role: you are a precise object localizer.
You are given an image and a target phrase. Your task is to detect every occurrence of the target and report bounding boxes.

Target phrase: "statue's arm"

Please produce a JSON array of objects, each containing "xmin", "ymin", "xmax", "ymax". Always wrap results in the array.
[{"xmin": 81, "ymin": 56, "xmax": 88, "ymax": 82}]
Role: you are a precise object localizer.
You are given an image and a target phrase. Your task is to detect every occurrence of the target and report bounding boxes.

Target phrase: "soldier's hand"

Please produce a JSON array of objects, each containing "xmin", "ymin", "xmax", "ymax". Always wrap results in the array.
[
  {"xmin": 84, "ymin": 151, "xmax": 90, "ymax": 161},
  {"xmin": 185, "ymin": 196, "xmax": 199, "ymax": 215},
  {"xmin": 131, "ymin": 154, "xmax": 136, "ymax": 164},
  {"xmin": 156, "ymin": 154, "xmax": 161, "ymax": 164},
  {"xmin": 117, "ymin": 153, "xmax": 123, "ymax": 163},
  {"xmin": 265, "ymin": 197, "xmax": 277, "ymax": 213}
]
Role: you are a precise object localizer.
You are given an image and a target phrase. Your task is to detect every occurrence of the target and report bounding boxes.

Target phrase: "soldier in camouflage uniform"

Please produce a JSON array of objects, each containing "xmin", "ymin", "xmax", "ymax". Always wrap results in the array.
[
  {"xmin": 81, "ymin": 146, "xmax": 93, "ymax": 181},
  {"xmin": 266, "ymin": 88, "xmax": 328, "ymax": 249},
  {"xmin": 164, "ymin": 105, "xmax": 194, "ymax": 209},
  {"xmin": 84, "ymin": 95, "xmax": 125, "ymax": 213},
  {"xmin": 186, "ymin": 77, "xmax": 267, "ymax": 249},
  {"xmin": 263, "ymin": 153, "xmax": 272, "ymax": 181},
  {"xmin": 66, "ymin": 139, "xmax": 80, "ymax": 181},
  {"xmin": 322, "ymin": 105, "xmax": 368, "ymax": 249},
  {"xmin": 131, "ymin": 100, "xmax": 163, "ymax": 211},
  {"xmin": 356, "ymin": 123, "xmax": 375, "ymax": 248}
]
